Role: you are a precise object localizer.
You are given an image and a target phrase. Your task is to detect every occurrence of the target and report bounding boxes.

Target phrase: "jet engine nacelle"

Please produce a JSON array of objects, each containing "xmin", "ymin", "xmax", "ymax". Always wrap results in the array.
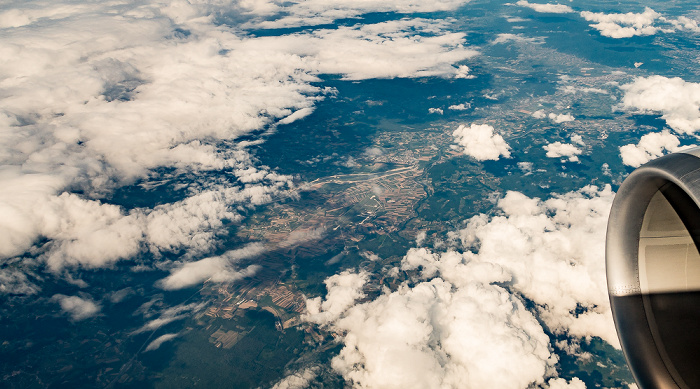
[{"xmin": 607, "ymin": 147, "xmax": 700, "ymax": 389}]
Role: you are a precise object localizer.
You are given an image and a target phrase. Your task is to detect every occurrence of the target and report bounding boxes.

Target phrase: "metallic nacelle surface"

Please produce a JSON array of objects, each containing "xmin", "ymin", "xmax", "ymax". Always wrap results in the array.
[{"xmin": 607, "ymin": 148, "xmax": 700, "ymax": 389}]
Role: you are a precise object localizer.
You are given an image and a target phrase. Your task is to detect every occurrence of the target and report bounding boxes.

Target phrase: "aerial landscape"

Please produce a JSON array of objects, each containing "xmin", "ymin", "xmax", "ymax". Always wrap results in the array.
[{"xmin": 1, "ymin": 0, "xmax": 700, "ymax": 387}]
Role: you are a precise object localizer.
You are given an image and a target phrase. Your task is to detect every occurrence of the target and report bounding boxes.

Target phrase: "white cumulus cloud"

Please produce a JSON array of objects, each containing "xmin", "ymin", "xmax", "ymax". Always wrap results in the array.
[
  {"xmin": 452, "ymin": 124, "xmax": 511, "ymax": 161},
  {"xmin": 306, "ymin": 270, "xmax": 369, "ymax": 325},
  {"xmin": 448, "ymin": 103, "xmax": 471, "ymax": 110},
  {"xmin": 52, "ymin": 294, "xmax": 101, "ymax": 321},
  {"xmin": 260, "ymin": 19, "xmax": 479, "ymax": 80},
  {"xmin": 306, "ymin": 186, "xmax": 618, "ymax": 388},
  {"xmin": 579, "ymin": 8, "xmax": 700, "ymax": 38},
  {"xmin": 549, "ymin": 113, "xmax": 575, "ymax": 123},
  {"xmin": 460, "ymin": 187, "xmax": 618, "ymax": 347},
  {"xmin": 454, "ymin": 64, "xmax": 475, "ymax": 79},
  {"xmin": 532, "ymin": 109, "xmax": 547, "ymax": 119},
  {"xmin": 570, "ymin": 134, "xmax": 585, "ymax": 146},
  {"xmin": 580, "ymin": 7, "xmax": 661, "ymax": 38},
  {"xmin": 516, "ymin": 1, "xmax": 573, "ymax": 14},
  {"xmin": 493, "ymin": 33, "xmax": 544, "ymax": 45},
  {"xmin": 619, "ymin": 130, "xmax": 695, "ymax": 167},
  {"xmin": 548, "ymin": 377, "xmax": 586, "ymax": 389},
  {"xmin": 620, "ymin": 75, "xmax": 700, "ymax": 134},
  {"xmin": 272, "ymin": 367, "xmax": 320, "ymax": 389},
  {"xmin": 670, "ymin": 16, "xmax": 700, "ymax": 33},
  {"xmin": 543, "ymin": 142, "xmax": 583, "ymax": 162},
  {"xmin": 1, "ymin": 183, "xmax": 283, "ymax": 273},
  {"xmin": 307, "ymin": 269, "xmax": 557, "ymax": 389},
  {"xmin": 0, "ymin": 268, "xmax": 40, "ymax": 295},
  {"xmin": 531, "ymin": 111, "xmax": 574, "ymax": 123}
]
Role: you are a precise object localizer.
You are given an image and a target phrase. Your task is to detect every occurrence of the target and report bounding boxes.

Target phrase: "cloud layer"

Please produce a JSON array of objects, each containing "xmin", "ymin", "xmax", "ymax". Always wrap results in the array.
[
  {"xmin": 306, "ymin": 186, "xmax": 618, "ymax": 388},
  {"xmin": 237, "ymin": 0, "xmax": 474, "ymax": 29},
  {"xmin": 0, "ymin": 0, "xmax": 478, "ymax": 286},
  {"xmin": 307, "ymin": 270, "xmax": 557, "ymax": 389}
]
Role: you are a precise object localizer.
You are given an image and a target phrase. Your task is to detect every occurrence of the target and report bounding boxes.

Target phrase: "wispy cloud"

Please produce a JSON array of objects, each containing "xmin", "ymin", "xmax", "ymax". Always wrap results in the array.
[
  {"xmin": 132, "ymin": 302, "xmax": 206, "ymax": 334},
  {"xmin": 158, "ymin": 243, "xmax": 265, "ymax": 290},
  {"xmin": 144, "ymin": 333, "xmax": 179, "ymax": 352}
]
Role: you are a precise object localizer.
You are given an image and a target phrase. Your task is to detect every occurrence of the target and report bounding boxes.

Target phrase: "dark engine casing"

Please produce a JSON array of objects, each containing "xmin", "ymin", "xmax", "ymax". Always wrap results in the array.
[{"xmin": 607, "ymin": 149, "xmax": 700, "ymax": 389}]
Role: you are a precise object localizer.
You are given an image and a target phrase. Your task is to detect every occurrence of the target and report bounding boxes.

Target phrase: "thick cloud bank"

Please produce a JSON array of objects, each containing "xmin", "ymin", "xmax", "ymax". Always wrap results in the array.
[
  {"xmin": 307, "ymin": 270, "xmax": 557, "ymax": 389},
  {"xmin": 249, "ymin": 19, "xmax": 478, "ymax": 81},
  {"xmin": 307, "ymin": 186, "xmax": 617, "ymax": 388},
  {"xmin": 1, "ymin": 184, "xmax": 283, "ymax": 272},
  {"xmin": 516, "ymin": 1, "xmax": 573, "ymax": 14},
  {"xmin": 619, "ymin": 130, "xmax": 694, "ymax": 167},
  {"xmin": 621, "ymin": 75, "xmax": 700, "ymax": 134},
  {"xmin": 0, "ymin": 0, "xmax": 478, "ymax": 289},
  {"xmin": 459, "ymin": 187, "xmax": 617, "ymax": 346},
  {"xmin": 452, "ymin": 124, "xmax": 511, "ymax": 161}
]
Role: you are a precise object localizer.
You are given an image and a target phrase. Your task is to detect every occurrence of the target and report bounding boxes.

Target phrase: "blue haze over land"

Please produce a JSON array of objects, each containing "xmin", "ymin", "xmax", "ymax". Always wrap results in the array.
[{"xmin": 1, "ymin": 0, "xmax": 700, "ymax": 388}]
